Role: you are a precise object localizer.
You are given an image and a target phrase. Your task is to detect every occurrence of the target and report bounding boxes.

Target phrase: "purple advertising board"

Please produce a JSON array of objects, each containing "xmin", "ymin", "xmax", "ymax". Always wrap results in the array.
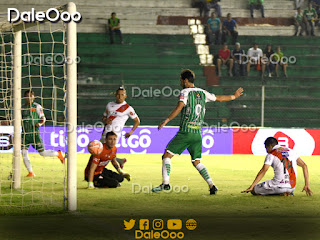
[{"xmin": 0, "ymin": 126, "xmax": 232, "ymax": 155}]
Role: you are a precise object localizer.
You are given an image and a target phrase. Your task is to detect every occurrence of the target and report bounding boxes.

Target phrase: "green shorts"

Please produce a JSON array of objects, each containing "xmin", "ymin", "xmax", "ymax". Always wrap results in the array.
[
  {"xmin": 166, "ymin": 131, "xmax": 202, "ymax": 161},
  {"xmin": 22, "ymin": 133, "xmax": 44, "ymax": 151}
]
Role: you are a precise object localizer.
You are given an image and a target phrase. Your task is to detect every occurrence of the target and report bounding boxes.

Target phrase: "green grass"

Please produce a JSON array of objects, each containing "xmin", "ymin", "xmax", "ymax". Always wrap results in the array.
[{"xmin": 0, "ymin": 153, "xmax": 320, "ymax": 239}]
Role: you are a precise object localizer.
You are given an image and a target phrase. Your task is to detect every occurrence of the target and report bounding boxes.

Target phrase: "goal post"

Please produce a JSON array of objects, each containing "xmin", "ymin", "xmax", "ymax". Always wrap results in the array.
[
  {"xmin": 66, "ymin": 1, "xmax": 77, "ymax": 212},
  {"xmin": 0, "ymin": 2, "xmax": 77, "ymax": 211},
  {"xmin": 12, "ymin": 29, "xmax": 22, "ymax": 190}
]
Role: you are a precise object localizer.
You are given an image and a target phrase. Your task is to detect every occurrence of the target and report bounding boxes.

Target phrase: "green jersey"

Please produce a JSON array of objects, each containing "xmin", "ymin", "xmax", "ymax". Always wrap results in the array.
[
  {"xmin": 304, "ymin": 8, "xmax": 317, "ymax": 21},
  {"xmin": 178, "ymin": 87, "xmax": 216, "ymax": 133},
  {"xmin": 22, "ymin": 102, "xmax": 44, "ymax": 134}
]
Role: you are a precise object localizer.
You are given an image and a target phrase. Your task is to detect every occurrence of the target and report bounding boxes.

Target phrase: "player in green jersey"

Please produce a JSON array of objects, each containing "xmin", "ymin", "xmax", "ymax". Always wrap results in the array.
[
  {"xmin": 152, "ymin": 69, "xmax": 243, "ymax": 195},
  {"xmin": 22, "ymin": 90, "xmax": 65, "ymax": 177}
]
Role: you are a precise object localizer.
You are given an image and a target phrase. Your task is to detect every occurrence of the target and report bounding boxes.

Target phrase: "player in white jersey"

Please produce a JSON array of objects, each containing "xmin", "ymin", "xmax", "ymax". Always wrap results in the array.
[
  {"xmin": 100, "ymin": 87, "xmax": 140, "ymax": 168},
  {"xmin": 242, "ymin": 137, "xmax": 313, "ymax": 196}
]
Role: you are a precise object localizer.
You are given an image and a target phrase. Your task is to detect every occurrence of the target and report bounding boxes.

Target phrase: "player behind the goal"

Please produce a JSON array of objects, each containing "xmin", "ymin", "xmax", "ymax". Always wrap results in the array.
[{"xmin": 22, "ymin": 90, "xmax": 65, "ymax": 177}]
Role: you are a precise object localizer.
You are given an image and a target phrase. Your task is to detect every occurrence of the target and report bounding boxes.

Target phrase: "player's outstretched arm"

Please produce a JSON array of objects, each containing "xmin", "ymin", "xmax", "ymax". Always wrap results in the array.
[
  {"xmin": 241, "ymin": 164, "xmax": 270, "ymax": 193},
  {"xmin": 158, "ymin": 101, "xmax": 185, "ymax": 130},
  {"xmin": 216, "ymin": 87, "xmax": 244, "ymax": 102},
  {"xmin": 297, "ymin": 157, "xmax": 313, "ymax": 196},
  {"xmin": 88, "ymin": 162, "xmax": 98, "ymax": 189},
  {"xmin": 112, "ymin": 158, "xmax": 131, "ymax": 181}
]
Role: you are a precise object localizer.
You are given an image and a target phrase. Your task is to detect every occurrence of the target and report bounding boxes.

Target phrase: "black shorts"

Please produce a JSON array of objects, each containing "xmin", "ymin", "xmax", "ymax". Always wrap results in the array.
[{"xmin": 85, "ymin": 168, "xmax": 124, "ymax": 188}]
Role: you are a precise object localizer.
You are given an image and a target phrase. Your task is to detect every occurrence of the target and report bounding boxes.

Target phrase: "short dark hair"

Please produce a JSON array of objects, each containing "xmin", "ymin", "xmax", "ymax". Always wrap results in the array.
[
  {"xmin": 116, "ymin": 86, "xmax": 126, "ymax": 94},
  {"xmin": 111, "ymin": 12, "xmax": 116, "ymax": 15},
  {"xmin": 180, "ymin": 69, "xmax": 195, "ymax": 83},
  {"xmin": 24, "ymin": 89, "xmax": 34, "ymax": 96},
  {"xmin": 264, "ymin": 137, "xmax": 278, "ymax": 148},
  {"xmin": 106, "ymin": 131, "xmax": 117, "ymax": 139}
]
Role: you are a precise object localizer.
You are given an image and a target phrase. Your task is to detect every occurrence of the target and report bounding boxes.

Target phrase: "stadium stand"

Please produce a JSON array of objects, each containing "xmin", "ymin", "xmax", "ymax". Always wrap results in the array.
[{"xmin": 5, "ymin": 0, "xmax": 320, "ymax": 128}]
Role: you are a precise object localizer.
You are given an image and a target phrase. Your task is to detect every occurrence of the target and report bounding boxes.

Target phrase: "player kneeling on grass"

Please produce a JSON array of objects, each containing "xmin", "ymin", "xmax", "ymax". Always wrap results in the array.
[
  {"xmin": 22, "ymin": 90, "xmax": 65, "ymax": 177},
  {"xmin": 242, "ymin": 137, "xmax": 313, "ymax": 196},
  {"xmin": 85, "ymin": 131, "xmax": 131, "ymax": 189},
  {"xmin": 152, "ymin": 69, "xmax": 244, "ymax": 195}
]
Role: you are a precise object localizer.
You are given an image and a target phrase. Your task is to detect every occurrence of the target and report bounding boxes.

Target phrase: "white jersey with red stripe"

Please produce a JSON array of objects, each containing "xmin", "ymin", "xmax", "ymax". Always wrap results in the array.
[
  {"xmin": 264, "ymin": 145, "xmax": 299, "ymax": 189},
  {"xmin": 101, "ymin": 101, "xmax": 138, "ymax": 141}
]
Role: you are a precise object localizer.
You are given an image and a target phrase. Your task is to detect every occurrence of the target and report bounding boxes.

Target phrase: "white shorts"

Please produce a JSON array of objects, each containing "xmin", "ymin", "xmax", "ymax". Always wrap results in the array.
[
  {"xmin": 253, "ymin": 180, "xmax": 295, "ymax": 196},
  {"xmin": 100, "ymin": 129, "xmax": 120, "ymax": 144}
]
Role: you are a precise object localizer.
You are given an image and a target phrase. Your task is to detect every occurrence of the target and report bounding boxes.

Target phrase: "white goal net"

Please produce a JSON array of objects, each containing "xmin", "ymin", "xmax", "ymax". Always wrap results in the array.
[{"xmin": 0, "ymin": 3, "xmax": 77, "ymax": 212}]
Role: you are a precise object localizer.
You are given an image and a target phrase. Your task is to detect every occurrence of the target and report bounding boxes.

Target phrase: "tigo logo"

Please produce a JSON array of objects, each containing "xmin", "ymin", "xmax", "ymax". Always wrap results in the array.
[
  {"xmin": 139, "ymin": 219, "xmax": 149, "ymax": 230},
  {"xmin": 167, "ymin": 219, "xmax": 182, "ymax": 230},
  {"xmin": 124, "ymin": 219, "xmax": 136, "ymax": 230}
]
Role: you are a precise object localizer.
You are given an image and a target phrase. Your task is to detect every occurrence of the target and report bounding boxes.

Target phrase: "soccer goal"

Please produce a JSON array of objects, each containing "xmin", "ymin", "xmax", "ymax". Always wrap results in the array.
[{"xmin": 0, "ymin": 2, "xmax": 77, "ymax": 212}]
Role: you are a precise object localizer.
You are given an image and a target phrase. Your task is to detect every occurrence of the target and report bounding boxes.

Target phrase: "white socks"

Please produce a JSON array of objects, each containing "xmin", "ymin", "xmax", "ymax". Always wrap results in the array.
[
  {"xmin": 22, "ymin": 149, "xmax": 32, "ymax": 172},
  {"xmin": 39, "ymin": 150, "xmax": 58, "ymax": 157},
  {"xmin": 195, "ymin": 163, "xmax": 213, "ymax": 187},
  {"xmin": 162, "ymin": 157, "xmax": 171, "ymax": 185}
]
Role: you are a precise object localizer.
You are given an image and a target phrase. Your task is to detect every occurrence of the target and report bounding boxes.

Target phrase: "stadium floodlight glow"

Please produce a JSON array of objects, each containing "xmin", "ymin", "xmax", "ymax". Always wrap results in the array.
[
  {"xmin": 196, "ymin": 45, "xmax": 209, "ymax": 55},
  {"xmin": 193, "ymin": 34, "xmax": 206, "ymax": 44},
  {"xmin": 207, "ymin": 54, "xmax": 213, "ymax": 64},
  {"xmin": 197, "ymin": 25, "xmax": 204, "ymax": 34},
  {"xmin": 190, "ymin": 25, "xmax": 198, "ymax": 34},
  {"xmin": 199, "ymin": 54, "xmax": 213, "ymax": 65},
  {"xmin": 199, "ymin": 55, "xmax": 207, "ymax": 65},
  {"xmin": 188, "ymin": 19, "xmax": 196, "ymax": 25}
]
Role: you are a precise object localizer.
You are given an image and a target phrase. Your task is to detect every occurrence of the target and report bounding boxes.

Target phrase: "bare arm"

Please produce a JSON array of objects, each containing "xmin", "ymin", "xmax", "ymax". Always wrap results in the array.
[
  {"xmin": 111, "ymin": 157, "xmax": 131, "ymax": 181},
  {"xmin": 36, "ymin": 116, "xmax": 46, "ymax": 127},
  {"xmin": 88, "ymin": 162, "xmax": 98, "ymax": 188},
  {"xmin": 125, "ymin": 117, "xmax": 140, "ymax": 138},
  {"xmin": 242, "ymin": 164, "xmax": 270, "ymax": 193},
  {"xmin": 297, "ymin": 157, "xmax": 313, "ymax": 196},
  {"xmin": 158, "ymin": 101, "xmax": 185, "ymax": 130},
  {"xmin": 216, "ymin": 87, "xmax": 243, "ymax": 102}
]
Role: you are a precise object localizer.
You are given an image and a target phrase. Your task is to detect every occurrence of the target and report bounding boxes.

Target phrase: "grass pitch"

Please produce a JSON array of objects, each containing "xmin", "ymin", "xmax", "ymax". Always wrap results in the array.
[{"xmin": 0, "ymin": 153, "xmax": 320, "ymax": 239}]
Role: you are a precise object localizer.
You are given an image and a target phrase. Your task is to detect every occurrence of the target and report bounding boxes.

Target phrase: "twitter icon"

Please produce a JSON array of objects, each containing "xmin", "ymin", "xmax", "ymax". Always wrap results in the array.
[{"xmin": 124, "ymin": 219, "xmax": 136, "ymax": 230}]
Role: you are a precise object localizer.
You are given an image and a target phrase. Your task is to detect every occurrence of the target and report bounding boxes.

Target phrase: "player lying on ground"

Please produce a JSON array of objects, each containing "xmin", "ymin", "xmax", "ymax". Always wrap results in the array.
[
  {"xmin": 85, "ymin": 131, "xmax": 131, "ymax": 189},
  {"xmin": 22, "ymin": 90, "xmax": 65, "ymax": 177},
  {"xmin": 242, "ymin": 137, "xmax": 313, "ymax": 196},
  {"xmin": 101, "ymin": 87, "xmax": 140, "ymax": 169},
  {"xmin": 152, "ymin": 69, "xmax": 244, "ymax": 195}
]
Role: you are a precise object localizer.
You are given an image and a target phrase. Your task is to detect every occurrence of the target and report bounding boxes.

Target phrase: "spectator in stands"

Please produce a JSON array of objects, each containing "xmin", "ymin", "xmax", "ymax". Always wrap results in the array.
[
  {"xmin": 304, "ymin": 3, "xmax": 318, "ymax": 36},
  {"xmin": 231, "ymin": 42, "xmax": 246, "ymax": 76},
  {"xmin": 206, "ymin": 0, "xmax": 222, "ymax": 17},
  {"xmin": 273, "ymin": 46, "xmax": 288, "ymax": 78},
  {"xmin": 294, "ymin": 8, "xmax": 306, "ymax": 36},
  {"xmin": 217, "ymin": 43, "xmax": 234, "ymax": 77},
  {"xmin": 222, "ymin": 13, "xmax": 238, "ymax": 44},
  {"xmin": 192, "ymin": 0, "xmax": 207, "ymax": 17},
  {"xmin": 249, "ymin": 0, "xmax": 265, "ymax": 18},
  {"xmin": 207, "ymin": 12, "xmax": 222, "ymax": 45},
  {"xmin": 295, "ymin": 0, "xmax": 304, "ymax": 9},
  {"xmin": 108, "ymin": 12, "xmax": 123, "ymax": 44},
  {"xmin": 246, "ymin": 43, "xmax": 263, "ymax": 77},
  {"xmin": 262, "ymin": 44, "xmax": 275, "ymax": 78},
  {"xmin": 311, "ymin": 0, "xmax": 320, "ymax": 16},
  {"xmin": 192, "ymin": 0, "xmax": 222, "ymax": 17}
]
